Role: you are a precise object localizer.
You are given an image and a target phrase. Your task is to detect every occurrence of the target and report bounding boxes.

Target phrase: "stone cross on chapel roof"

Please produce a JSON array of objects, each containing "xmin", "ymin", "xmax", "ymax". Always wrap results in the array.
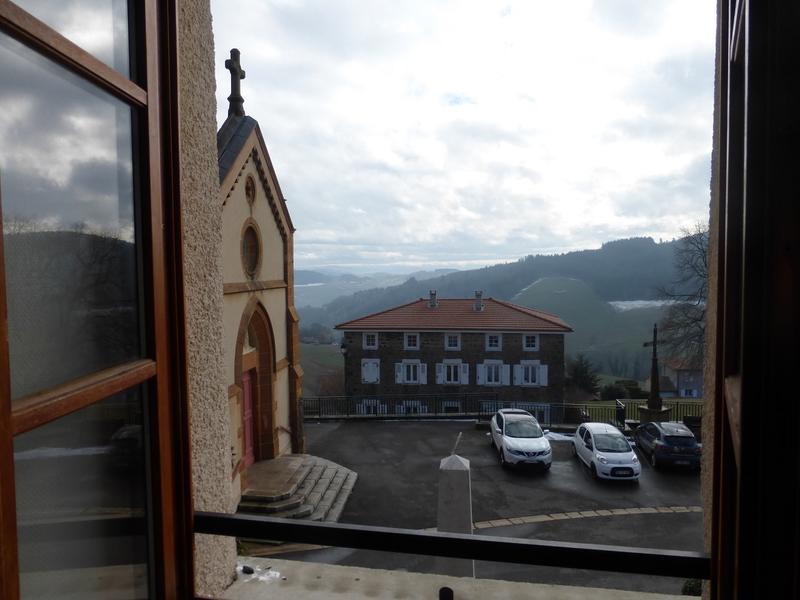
[{"xmin": 225, "ymin": 48, "xmax": 246, "ymax": 117}]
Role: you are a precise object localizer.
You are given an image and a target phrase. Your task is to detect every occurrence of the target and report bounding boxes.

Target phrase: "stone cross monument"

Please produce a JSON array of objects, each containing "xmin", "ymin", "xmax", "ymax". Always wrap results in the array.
[{"xmin": 639, "ymin": 323, "xmax": 672, "ymax": 423}]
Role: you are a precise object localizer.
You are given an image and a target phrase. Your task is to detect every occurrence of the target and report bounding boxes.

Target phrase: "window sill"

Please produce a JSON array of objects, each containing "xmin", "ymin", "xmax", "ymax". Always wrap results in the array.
[{"xmin": 223, "ymin": 557, "xmax": 688, "ymax": 600}]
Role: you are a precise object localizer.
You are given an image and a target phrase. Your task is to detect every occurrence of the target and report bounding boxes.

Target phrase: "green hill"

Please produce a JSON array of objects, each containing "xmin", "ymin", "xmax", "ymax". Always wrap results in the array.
[{"xmin": 512, "ymin": 277, "xmax": 667, "ymax": 379}]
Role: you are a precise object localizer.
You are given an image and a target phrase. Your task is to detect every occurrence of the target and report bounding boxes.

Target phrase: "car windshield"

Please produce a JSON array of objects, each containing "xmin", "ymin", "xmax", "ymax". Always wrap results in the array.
[
  {"xmin": 505, "ymin": 420, "xmax": 543, "ymax": 438},
  {"xmin": 594, "ymin": 433, "xmax": 631, "ymax": 452},
  {"xmin": 665, "ymin": 435, "xmax": 696, "ymax": 447}
]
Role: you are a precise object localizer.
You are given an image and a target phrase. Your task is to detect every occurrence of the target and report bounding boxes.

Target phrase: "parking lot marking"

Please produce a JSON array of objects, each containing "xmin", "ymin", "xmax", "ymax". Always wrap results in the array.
[{"xmin": 473, "ymin": 505, "xmax": 703, "ymax": 530}]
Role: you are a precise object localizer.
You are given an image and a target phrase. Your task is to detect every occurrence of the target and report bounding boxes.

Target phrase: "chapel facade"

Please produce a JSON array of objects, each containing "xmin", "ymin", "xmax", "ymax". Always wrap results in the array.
[{"xmin": 217, "ymin": 50, "xmax": 304, "ymax": 503}]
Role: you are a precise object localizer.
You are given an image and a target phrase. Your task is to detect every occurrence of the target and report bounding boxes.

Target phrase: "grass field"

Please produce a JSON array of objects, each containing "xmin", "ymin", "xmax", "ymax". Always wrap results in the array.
[{"xmin": 300, "ymin": 343, "xmax": 343, "ymax": 397}]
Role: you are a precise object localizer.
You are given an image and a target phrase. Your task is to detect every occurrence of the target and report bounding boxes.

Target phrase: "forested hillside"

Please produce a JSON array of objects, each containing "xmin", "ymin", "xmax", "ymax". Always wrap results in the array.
[{"xmin": 299, "ymin": 237, "xmax": 678, "ymax": 328}]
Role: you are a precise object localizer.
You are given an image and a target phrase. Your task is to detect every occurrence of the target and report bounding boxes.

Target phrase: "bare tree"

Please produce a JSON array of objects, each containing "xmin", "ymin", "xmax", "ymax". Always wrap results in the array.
[{"xmin": 658, "ymin": 223, "xmax": 708, "ymax": 366}]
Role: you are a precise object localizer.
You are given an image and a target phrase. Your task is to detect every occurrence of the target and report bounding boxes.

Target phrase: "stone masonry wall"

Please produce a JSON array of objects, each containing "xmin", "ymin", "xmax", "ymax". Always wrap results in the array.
[{"xmin": 342, "ymin": 331, "xmax": 566, "ymax": 403}]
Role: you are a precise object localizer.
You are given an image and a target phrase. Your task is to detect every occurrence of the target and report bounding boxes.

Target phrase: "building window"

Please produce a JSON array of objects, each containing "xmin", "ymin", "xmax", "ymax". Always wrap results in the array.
[
  {"xmin": 523, "ymin": 333, "xmax": 539, "ymax": 351},
  {"xmin": 404, "ymin": 332, "xmax": 420, "ymax": 350},
  {"xmin": 405, "ymin": 362, "xmax": 419, "ymax": 383},
  {"xmin": 523, "ymin": 363, "xmax": 538, "ymax": 384},
  {"xmin": 0, "ymin": 5, "xmax": 190, "ymax": 597},
  {"xmin": 445, "ymin": 362, "xmax": 460, "ymax": 384},
  {"xmin": 486, "ymin": 363, "xmax": 501, "ymax": 384},
  {"xmin": 479, "ymin": 360, "xmax": 508, "ymax": 385},
  {"xmin": 241, "ymin": 220, "xmax": 261, "ymax": 279},
  {"xmin": 445, "ymin": 333, "xmax": 461, "ymax": 350},
  {"xmin": 486, "ymin": 333, "xmax": 502, "ymax": 351},
  {"xmin": 514, "ymin": 361, "xmax": 548, "ymax": 387},
  {"xmin": 363, "ymin": 332, "xmax": 378, "ymax": 349},
  {"xmin": 395, "ymin": 360, "xmax": 426, "ymax": 384},
  {"xmin": 437, "ymin": 360, "xmax": 467, "ymax": 385},
  {"xmin": 361, "ymin": 359, "xmax": 380, "ymax": 383}
]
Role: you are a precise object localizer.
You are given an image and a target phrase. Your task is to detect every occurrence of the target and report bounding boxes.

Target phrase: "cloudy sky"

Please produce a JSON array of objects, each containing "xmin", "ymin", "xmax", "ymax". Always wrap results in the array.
[{"xmin": 211, "ymin": 0, "xmax": 715, "ymax": 273}]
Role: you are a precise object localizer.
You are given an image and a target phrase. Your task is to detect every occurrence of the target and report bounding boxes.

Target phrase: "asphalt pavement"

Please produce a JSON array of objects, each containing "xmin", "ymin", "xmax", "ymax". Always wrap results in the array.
[{"xmin": 268, "ymin": 420, "xmax": 705, "ymax": 595}]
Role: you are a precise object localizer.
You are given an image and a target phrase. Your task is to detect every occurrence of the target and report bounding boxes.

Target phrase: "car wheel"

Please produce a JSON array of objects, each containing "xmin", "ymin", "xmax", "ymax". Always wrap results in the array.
[
  {"xmin": 649, "ymin": 450, "xmax": 658, "ymax": 469},
  {"xmin": 499, "ymin": 448, "xmax": 508, "ymax": 468},
  {"xmin": 590, "ymin": 463, "xmax": 598, "ymax": 479},
  {"xmin": 489, "ymin": 435, "xmax": 495, "ymax": 448}
]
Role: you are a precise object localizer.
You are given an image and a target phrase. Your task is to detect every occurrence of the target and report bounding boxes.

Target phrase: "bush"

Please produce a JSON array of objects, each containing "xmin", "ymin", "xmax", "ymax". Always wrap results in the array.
[{"xmin": 600, "ymin": 383, "xmax": 629, "ymax": 401}]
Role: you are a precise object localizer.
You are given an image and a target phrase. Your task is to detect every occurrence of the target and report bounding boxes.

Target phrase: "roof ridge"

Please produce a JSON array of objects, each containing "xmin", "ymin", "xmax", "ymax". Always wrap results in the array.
[
  {"xmin": 490, "ymin": 298, "xmax": 573, "ymax": 331},
  {"xmin": 334, "ymin": 298, "xmax": 424, "ymax": 329}
]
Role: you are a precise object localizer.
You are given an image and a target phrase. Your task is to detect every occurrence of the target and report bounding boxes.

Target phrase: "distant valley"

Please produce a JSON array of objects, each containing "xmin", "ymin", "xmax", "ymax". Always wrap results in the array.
[{"xmin": 297, "ymin": 237, "xmax": 685, "ymax": 382}]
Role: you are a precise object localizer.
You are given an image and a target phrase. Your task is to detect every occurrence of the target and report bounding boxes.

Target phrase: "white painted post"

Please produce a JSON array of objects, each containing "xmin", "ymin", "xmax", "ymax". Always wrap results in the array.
[{"xmin": 436, "ymin": 454, "xmax": 475, "ymax": 577}]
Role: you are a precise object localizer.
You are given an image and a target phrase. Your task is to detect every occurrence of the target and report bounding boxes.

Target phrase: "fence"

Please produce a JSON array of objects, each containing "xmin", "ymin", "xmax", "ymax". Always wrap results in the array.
[{"xmin": 302, "ymin": 394, "xmax": 703, "ymax": 429}]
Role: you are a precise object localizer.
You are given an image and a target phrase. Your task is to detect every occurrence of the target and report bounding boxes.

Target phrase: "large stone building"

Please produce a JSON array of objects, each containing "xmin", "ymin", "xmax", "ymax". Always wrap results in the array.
[{"xmin": 336, "ymin": 291, "xmax": 572, "ymax": 410}]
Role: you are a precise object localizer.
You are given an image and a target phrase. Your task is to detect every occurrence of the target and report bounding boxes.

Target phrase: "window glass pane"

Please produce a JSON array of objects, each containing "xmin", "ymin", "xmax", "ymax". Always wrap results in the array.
[
  {"xmin": 0, "ymin": 32, "xmax": 141, "ymax": 401},
  {"xmin": 13, "ymin": 0, "xmax": 131, "ymax": 75},
  {"xmin": 14, "ymin": 387, "xmax": 150, "ymax": 599}
]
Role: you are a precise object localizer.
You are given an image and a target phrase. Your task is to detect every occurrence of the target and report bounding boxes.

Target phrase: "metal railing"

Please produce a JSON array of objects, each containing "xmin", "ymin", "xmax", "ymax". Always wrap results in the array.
[
  {"xmin": 194, "ymin": 511, "xmax": 710, "ymax": 579},
  {"xmin": 303, "ymin": 394, "xmax": 703, "ymax": 429}
]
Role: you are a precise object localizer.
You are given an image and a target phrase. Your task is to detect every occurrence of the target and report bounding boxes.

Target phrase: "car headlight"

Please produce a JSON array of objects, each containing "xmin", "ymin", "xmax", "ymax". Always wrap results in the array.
[
  {"xmin": 508, "ymin": 449, "xmax": 526, "ymax": 456},
  {"xmin": 596, "ymin": 454, "xmax": 609, "ymax": 464},
  {"xmin": 543, "ymin": 447, "xmax": 552, "ymax": 455},
  {"xmin": 631, "ymin": 455, "xmax": 639, "ymax": 463}
]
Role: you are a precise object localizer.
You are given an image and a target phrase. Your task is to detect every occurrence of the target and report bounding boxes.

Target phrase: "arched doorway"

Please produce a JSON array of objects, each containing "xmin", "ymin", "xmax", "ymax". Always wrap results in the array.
[{"xmin": 234, "ymin": 299, "xmax": 277, "ymax": 463}]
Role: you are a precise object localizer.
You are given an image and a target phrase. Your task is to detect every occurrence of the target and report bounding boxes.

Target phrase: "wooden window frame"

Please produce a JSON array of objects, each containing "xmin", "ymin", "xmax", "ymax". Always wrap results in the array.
[{"xmin": 0, "ymin": 2, "xmax": 192, "ymax": 599}]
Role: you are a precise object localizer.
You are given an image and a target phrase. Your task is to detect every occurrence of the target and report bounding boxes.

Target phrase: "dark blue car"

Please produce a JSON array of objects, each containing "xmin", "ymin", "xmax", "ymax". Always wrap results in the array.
[{"xmin": 634, "ymin": 422, "xmax": 701, "ymax": 469}]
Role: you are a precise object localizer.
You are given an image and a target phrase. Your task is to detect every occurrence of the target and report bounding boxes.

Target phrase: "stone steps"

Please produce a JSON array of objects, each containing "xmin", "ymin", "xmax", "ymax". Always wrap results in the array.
[{"xmin": 237, "ymin": 455, "xmax": 357, "ymax": 523}]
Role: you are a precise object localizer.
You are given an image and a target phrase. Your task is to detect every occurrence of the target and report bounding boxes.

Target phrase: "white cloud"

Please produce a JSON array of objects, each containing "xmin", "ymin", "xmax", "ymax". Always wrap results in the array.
[{"xmin": 211, "ymin": 0, "xmax": 715, "ymax": 271}]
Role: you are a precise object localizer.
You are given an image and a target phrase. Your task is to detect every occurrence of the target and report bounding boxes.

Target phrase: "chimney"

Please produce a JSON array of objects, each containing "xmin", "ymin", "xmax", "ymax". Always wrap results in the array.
[
  {"xmin": 428, "ymin": 290, "xmax": 438, "ymax": 308},
  {"xmin": 474, "ymin": 290, "xmax": 484, "ymax": 312}
]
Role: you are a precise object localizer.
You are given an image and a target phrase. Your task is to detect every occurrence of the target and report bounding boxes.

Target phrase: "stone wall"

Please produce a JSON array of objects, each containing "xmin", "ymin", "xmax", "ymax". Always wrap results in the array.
[
  {"xmin": 177, "ymin": 0, "xmax": 237, "ymax": 595},
  {"xmin": 342, "ymin": 331, "xmax": 566, "ymax": 403}
]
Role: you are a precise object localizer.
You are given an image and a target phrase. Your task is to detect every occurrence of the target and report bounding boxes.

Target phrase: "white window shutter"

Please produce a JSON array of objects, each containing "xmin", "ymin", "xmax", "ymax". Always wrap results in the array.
[
  {"xmin": 538, "ymin": 364, "xmax": 549, "ymax": 386},
  {"xmin": 477, "ymin": 364, "xmax": 485, "ymax": 385},
  {"xmin": 461, "ymin": 362, "xmax": 469, "ymax": 384},
  {"xmin": 513, "ymin": 364, "xmax": 522, "ymax": 385},
  {"xmin": 436, "ymin": 363, "xmax": 443, "ymax": 384},
  {"xmin": 361, "ymin": 361, "xmax": 367, "ymax": 383},
  {"xmin": 395, "ymin": 363, "xmax": 403, "ymax": 384},
  {"xmin": 420, "ymin": 363, "xmax": 428, "ymax": 385},
  {"xmin": 373, "ymin": 361, "xmax": 380, "ymax": 383},
  {"xmin": 501, "ymin": 364, "xmax": 511, "ymax": 386}
]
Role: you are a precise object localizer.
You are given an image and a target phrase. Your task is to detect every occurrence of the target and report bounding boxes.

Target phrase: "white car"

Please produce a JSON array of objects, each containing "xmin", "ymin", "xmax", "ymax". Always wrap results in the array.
[
  {"xmin": 573, "ymin": 422, "xmax": 640, "ymax": 480},
  {"xmin": 490, "ymin": 409, "xmax": 552, "ymax": 470}
]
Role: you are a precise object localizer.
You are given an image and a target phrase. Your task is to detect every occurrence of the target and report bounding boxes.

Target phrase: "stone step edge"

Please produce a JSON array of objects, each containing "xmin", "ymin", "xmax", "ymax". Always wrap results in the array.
[
  {"xmin": 241, "ymin": 460, "xmax": 315, "ymax": 503},
  {"xmin": 238, "ymin": 462, "xmax": 329, "ymax": 514},
  {"xmin": 323, "ymin": 471, "xmax": 358, "ymax": 523}
]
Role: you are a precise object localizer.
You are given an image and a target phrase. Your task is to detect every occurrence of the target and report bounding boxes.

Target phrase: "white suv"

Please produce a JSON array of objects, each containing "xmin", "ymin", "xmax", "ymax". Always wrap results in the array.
[
  {"xmin": 573, "ymin": 422, "xmax": 640, "ymax": 480},
  {"xmin": 490, "ymin": 409, "xmax": 552, "ymax": 470}
]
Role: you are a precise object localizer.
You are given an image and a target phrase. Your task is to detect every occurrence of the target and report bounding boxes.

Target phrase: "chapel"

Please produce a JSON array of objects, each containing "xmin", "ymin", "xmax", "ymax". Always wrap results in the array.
[{"xmin": 217, "ymin": 49, "xmax": 304, "ymax": 498}]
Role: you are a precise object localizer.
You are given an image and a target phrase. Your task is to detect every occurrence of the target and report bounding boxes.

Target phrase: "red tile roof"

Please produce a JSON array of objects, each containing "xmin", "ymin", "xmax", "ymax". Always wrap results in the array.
[{"xmin": 335, "ymin": 298, "xmax": 573, "ymax": 332}]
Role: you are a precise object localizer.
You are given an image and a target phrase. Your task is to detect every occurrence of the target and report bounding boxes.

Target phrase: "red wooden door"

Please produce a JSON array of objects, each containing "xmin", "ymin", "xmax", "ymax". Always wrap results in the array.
[{"xmin": 242, "ymin": 369, "xmax": 255, "ymax": 467}]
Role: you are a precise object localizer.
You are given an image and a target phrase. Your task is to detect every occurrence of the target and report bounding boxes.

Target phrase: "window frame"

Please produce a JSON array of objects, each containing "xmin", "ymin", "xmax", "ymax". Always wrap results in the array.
[
  {"xmin": 362, "ymin": 331, "xmax": 378, "ymax": 349},
  {"xmin": 522, "ymin": 333, "xmax": 539, "ymax": 351},
  {"xmin": 484, "ymin": 359, "xmax": 503, "ymax": 385},
  {"xmin": 520, "ymin": 360, "xmax": 539, "ymax": 386},
  {"xmin": 444, "ymin": 332, "xmax": 461, "ymax": 351},
  {"xmin": 401, "ymin": 359, "xmax": 420, "ymax": 384},
  {"xmin": 486, "ymin": 333, "xmax": 502, "ymax": 351},
  {"xmin": 403, "ymin": 331, "xmax": 420, "ymax": 350},
  {"xmin": 0, "ymin": 3, "xmax": 192, "ymax": 598},
  {"xmin": 443, "ymin": 359, "xmax": 461, "ymax": 384}
]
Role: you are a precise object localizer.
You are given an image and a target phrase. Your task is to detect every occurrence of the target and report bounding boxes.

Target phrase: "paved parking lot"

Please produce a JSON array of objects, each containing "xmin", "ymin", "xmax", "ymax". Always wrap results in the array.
[
  {"xmin": 271, "ymin": 420, "xmax": 704, "ymax": 595},
  {"xmin": 304, "ymin": 420, "xmax": 701, "ymax": 533}
]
